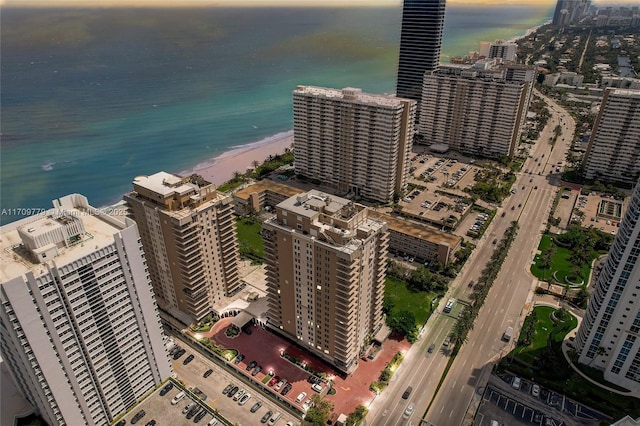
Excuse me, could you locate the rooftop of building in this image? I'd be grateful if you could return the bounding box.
[233,180,303,201]
[128,171,229,218]
[607,87,640,97]
[133,171,210,197]
[293,85,413,108]
[371,212,462,247]
[272,190,387,254]
[1,194,133,282]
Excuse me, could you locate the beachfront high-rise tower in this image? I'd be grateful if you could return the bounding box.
[262,190,389,374]
[575,178,640,392]
[582,88,640,186]
[419,62,536,158]
[0,194,172,426]
[292,86,416,204]
[396,0,446,109]
[124,172,240,322]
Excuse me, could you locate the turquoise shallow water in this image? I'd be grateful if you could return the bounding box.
[0,5,552,222]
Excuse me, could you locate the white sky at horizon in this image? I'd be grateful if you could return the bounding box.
[0,0,636,8]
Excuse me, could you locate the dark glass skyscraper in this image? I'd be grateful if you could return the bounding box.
[396,0,446,104]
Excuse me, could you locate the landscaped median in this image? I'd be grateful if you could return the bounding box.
[370,351,404,394]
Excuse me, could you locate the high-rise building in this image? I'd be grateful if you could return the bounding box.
[552,0,591,26]
[396,0,447,105]
[575,179,640,392]
[0,194,172,426]
[292,86,416,204]
[262,190,388,374]
[488,40,518,62]
[582,88,640,186]
[124,172,240,321]
[419,62,536,158]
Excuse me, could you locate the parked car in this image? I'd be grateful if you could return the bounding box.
[173,348,186,360]
[239,393,251,406]
[250,401,262,413]
[233,389,245,401]
[275,380,286,391]
[186,405,200,420]
[261,411,273,423]
[183,402,196,415]
[144,421,156,426]
[222,384,233,395]
[227,386,239,398]
[281,383,292,396]
[194,409,207,423]
[131,410,146,425]
[171,392,186,405]
[269,375,280,386]
[246,361,257,371]
[234,354,245,364]
[532,384,540,397]
[203,369,213,378]
[303,399,313,411]
[296,392,307,403]
[160,382,174,396]
[512,377,522,390]
[311,383,323,393]
[251,365,263,376]
[183,354,195,365]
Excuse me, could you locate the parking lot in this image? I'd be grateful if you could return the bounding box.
[170,343,301,426]
[115,379,222,426]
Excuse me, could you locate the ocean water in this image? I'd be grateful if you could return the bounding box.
[0,5,552,222]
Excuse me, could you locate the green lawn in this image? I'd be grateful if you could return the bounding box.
[235,218,264,261]
[531,234,591,283]
[512,306,575,365]
[384,276,435,327]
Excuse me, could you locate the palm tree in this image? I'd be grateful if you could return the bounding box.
[588,346,607,367]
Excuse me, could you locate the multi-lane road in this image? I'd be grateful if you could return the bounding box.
[367,91,575,426]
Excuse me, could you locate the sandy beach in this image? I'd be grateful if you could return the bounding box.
[182,130,294,186]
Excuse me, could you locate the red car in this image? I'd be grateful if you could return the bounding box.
[268,375,280,386]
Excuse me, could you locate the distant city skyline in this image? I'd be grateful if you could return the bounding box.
[2,0,636,7]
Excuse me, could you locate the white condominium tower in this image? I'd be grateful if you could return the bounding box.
[262,190,388,374]
[293,86,416,204]
[582,88,640,186]
[419,62,536,157]
[576,179,640,392]
[0,194,172,426]
[124,172,240,321]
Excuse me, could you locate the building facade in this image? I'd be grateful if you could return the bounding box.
[488,40,518,62]
[0,194,172,426]
[582,88,640,186]
[396,0,447,105]
[262,190,388,374]
[419,62,536,157]
[124,172,240,321]
[575,179,640,392]
[293,86,416,204]
[552,0,591,26]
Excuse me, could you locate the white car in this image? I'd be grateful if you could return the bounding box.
[233,389,245,401]
[171,391,185,405]
[182,402,195,414]
[311,383,323,393]
[512,377,521,390]
[296,392,307,403]
[302,399,313,411]
[403,404,414,419]
[532,384,540,397]
[238,393,251,405]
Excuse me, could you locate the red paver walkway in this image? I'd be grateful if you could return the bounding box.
[193,318,410,417]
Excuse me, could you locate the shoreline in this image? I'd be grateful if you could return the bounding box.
[180,130,294,186]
